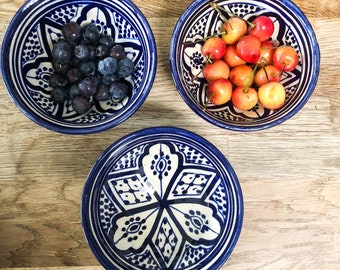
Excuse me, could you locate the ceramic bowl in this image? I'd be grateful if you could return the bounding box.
[81,126,243,269]
[170,0,320,131]
[1,0,157,134]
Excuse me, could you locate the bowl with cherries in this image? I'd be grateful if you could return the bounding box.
[1,0,157,134]
[170,0,320,131]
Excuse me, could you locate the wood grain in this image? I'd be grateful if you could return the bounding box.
[0,0,339,269]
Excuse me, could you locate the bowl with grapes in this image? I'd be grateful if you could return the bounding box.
[170,0,320,131]
[1,0,157,134]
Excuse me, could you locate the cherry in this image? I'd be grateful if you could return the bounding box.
[236,34,261,64]
[222,17,248,45]
[224,45,246,68]
[273,46,299,72]
[254,65,281,87]
[258,81,286,109]
[229,64,254,87]
[201,36,227,60]
[249,16,274,41]
[203,59,230,83]
[260,40,275,64]
[206,78,232,105]
[232,86,258,111]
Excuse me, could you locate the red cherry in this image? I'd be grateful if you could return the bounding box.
[203,59,230,83]
[206,78,232,105]
[249,16,274,41]
[273,46,299,72]
[236,35,261,64]
[201,37,227,60]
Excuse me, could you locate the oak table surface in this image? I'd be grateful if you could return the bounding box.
[0,0,339,269]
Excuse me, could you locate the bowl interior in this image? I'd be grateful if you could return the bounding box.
[81,127,243,269]
[1,0,157,134]
[170,0,320,131]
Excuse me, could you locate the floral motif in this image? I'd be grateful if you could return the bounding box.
[102,141,226,269]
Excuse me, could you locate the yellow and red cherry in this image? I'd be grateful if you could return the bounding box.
[249,15,275,41]
[206,78,232,105]
[236,34,261,64]
[273,46,299,72]
[222,17,248,45]
[259,40,275,64]
[258,81,286,110]
[231,86,258,111]
[254,65,281,87]
[224,45,246,68]
[229,64,254,87]
[203,59,230,83]
[201,37,227,60]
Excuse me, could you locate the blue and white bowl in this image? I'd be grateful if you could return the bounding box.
[170,0,320,131]
[81,127,243,269]
[1,0,157,134]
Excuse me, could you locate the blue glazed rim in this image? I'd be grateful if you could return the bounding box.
[169,0,320,132]
[81,126,244,269]
[1,0,157,134]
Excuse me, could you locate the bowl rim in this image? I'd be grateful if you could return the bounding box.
[81,126,244,269]
[169,0,320,132]
[0,0,158,134]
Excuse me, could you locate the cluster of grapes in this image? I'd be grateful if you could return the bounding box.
[49,22,134,114]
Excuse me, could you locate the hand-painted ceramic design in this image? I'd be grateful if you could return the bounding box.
[170,0,320,131]
[1,0,157,134]
[81,127,243,269]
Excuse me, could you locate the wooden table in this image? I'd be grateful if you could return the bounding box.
[0,0,339,269]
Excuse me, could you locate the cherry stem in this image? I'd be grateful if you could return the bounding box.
[243,57,266,93]
[183,31,227,45]
[279,63,287,77]
[210,2,255,28]
[203,92,214,111]
[210,2,232,29]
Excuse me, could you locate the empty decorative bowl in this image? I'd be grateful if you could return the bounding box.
[169,0,320,131]
[81,127,243,269]
[1,0,157,134]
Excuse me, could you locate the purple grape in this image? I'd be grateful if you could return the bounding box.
[62,22,82,43]
[110,44,126,60]
[72,96,90,114]
[97,57,118,75]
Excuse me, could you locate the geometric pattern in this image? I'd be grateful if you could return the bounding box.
[83,127,243,269]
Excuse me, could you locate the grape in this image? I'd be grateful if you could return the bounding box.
[79,61,96,76]
[62,22,82,43]
[49,72,68,88]
[110,44,126,60]
[82,24,100,44]
[66,68,82,84]
[99,34,114,48]
[52,60,70,74]
[78,76,99,98]
[52,40,72,64]
[49,22,135,114]
[101,73,119,85]
[96,45,110,59]
[109,82,129,102]
[94,83,110,101]
[117,57,134,78]
[68,84,80,99]
[97,57,118,75]
[51,87,68,103]
[72,96,90,114]
[74,44,90,61]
